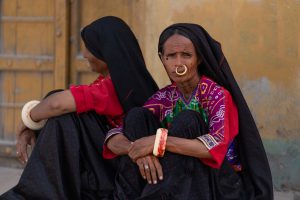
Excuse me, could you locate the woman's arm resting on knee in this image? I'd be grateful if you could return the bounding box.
[128,135,211,160]
[30,90,76,122]
[127,135,155,161]
[166,137,212,159]
[107,134,133,156]
[16,90,76,164]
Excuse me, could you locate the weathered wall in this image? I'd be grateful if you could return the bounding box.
[128,0,300,191]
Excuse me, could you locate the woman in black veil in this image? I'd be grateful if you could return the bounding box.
[107,23,273,200]
[0,16,158,200]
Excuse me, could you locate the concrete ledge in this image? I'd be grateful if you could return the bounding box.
[0,165,299,199]
[274,191,300,200]
[0,167,23,195]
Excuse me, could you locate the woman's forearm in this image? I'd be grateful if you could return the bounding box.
[30,90,76,122]
[107,134,132,155]
[166,136,212,159]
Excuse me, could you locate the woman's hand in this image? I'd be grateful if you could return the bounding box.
[136,155,163,184]
[16,121,36,164]
[128,135,155,161]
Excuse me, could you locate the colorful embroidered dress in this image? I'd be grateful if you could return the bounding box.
[144,75,241,170]
[104,75,241,170]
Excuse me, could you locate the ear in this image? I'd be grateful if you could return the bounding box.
[158,52,163,62]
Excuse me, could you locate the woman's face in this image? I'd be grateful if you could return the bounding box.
[160,34,201,84]
[83,48,109,76]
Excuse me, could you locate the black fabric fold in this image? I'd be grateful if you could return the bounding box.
[115,108,244,200]
[1,112,115,200]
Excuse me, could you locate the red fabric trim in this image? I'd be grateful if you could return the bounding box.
[103,144,118,159]
[200,89,239,168]
[70,85,87,113]
[70,75,123,117]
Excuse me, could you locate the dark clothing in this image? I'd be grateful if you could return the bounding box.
[115,108,244,200]
[81,16,158,112]
[1,112,115,200]
[158,24,273,199]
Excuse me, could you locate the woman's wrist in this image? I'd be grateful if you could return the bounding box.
[153,128,168,157]
[108,134,132,155]
[29,106,39,122]
[127,141,133,155]
[21,100,47,130]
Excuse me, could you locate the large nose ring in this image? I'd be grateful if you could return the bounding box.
[175,65,187,76]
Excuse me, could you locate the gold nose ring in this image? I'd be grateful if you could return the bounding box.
[175,65,187,76]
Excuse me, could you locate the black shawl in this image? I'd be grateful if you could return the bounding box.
[81,16,158,112]
[159,23,273,200]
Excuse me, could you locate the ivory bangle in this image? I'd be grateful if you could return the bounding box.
[21,100,47,130]
[153,128,168,157]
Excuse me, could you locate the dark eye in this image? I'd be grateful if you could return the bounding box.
[182,52,192,58]
[165,53,176,59]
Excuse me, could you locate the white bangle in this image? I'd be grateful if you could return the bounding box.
[153,128,168,157]
[21,100,47,130]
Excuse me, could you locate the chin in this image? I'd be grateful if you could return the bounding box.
[170,78,183,84]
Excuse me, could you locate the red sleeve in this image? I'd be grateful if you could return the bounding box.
[103,144,118,159]
[198,77,239,168]
[70,76,123,117]
[199,89,239,168]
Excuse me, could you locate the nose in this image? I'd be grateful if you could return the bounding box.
[174,55,184,67]
[82,48,91,59]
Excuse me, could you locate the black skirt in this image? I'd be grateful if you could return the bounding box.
[1,111,116,200]
[114,107,244,200]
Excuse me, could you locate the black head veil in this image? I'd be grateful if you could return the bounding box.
[81,16,158,112]
[159,24,273,199]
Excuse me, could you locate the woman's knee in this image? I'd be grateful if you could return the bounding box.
[169,110,207,138]
[124,107,158,128]
[173,110,201,124]
[44,89,64,99]
[123,107,160,140]
[126,107,149,119]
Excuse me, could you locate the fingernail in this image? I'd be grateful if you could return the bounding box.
[148,181,152,184]
[153,180,157,184]
[143,176,146,179]
[159,176,163,180]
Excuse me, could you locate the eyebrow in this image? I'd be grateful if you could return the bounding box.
[165,50,193,55]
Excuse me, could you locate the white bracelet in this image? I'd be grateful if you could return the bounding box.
[21,100,47,130]
[153,128,168,157]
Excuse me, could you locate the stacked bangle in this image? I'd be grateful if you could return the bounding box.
[153,128,168,157]
[21,100,47,130]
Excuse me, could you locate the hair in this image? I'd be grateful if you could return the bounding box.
[159,29,181,53]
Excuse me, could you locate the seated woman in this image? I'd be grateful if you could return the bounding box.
[1,16,158,200]
[106,23,273,199]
